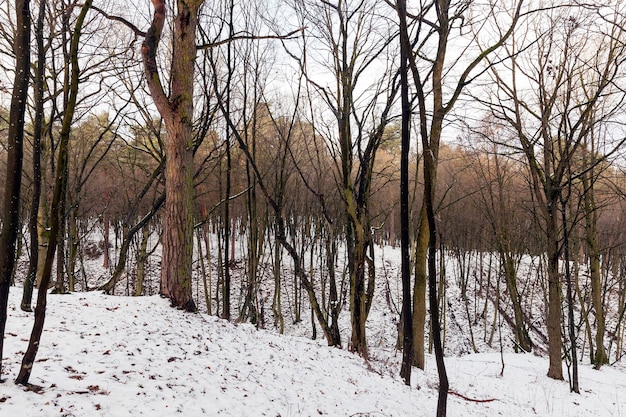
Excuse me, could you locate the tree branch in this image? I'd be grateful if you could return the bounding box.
[141,0,170,124]
[89,5,146,37]
[197,27,306,50]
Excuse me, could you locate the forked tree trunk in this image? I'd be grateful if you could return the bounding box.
[142,0,202,312]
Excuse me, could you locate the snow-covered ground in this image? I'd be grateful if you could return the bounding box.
[2,288,626,417]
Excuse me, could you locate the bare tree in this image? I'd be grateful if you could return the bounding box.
[0,0,30,380]
[396,4,523,387]
[141,0,203,311]
[483,4,626,383]
[20,0,45,311]
[16,0,92,385]
[466,125,533,353]
[291,0,399,358]
[396,0,413,385]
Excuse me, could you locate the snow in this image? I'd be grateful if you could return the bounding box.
[3,288,626,416]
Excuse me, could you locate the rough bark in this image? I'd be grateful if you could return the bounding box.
[142,0,201,312]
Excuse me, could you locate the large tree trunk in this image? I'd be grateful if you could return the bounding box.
[142,0,201,312]
[0,0,31,380]
[159,119,196,311]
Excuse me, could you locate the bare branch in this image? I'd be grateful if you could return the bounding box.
[197,27,306,50]
[89,5,146,37]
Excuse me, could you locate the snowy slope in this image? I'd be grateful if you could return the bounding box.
[2,289,626,416]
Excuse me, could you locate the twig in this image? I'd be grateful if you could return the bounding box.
[449,390,497,403]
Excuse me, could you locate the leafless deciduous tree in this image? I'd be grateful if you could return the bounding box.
[0,0,30,381]
[141,0,203,311]
[483,3,626,383]
[20,0,45,312]
[16,0,93,386]
[397,1,522,413]
[292,0,398,358]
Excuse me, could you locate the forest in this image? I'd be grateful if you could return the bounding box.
[2,0,626,415]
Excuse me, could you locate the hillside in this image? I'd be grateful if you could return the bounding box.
[2,288,626,416]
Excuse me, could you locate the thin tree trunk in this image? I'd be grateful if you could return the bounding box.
[561,196,579,393]
[135,223,150,296]
[325,227,341,346]
[502,250,532,352]
[425,144,448,416]
[35,206,50,289]
[100,194,164,294]
[67,208,79,292]
[102,210,110,269]
[398,0,413,384]
[272,237,284,333]
[202,217,212,315]
[583,168,606,368]
[0,0,31,380]
[412,203,428,369]
[21,0,45,312]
